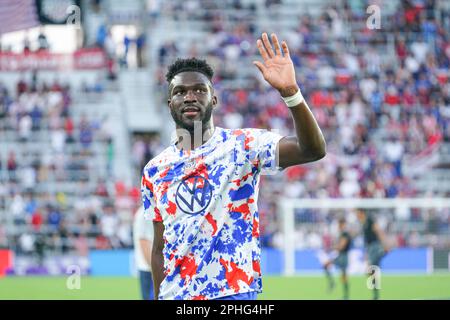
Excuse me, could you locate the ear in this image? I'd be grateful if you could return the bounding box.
[212,95,218,108]
[167,99,171,108]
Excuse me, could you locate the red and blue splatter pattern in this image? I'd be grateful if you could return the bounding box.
[141,127,283,300]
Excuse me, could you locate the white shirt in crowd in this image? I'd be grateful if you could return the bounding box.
[133,206,154,272]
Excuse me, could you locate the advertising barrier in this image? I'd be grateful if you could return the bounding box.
[0,48,107,71]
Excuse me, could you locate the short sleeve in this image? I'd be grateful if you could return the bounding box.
[252,129,284,174]
[141,171,162,222]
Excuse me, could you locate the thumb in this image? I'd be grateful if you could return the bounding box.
[253,61,266,75]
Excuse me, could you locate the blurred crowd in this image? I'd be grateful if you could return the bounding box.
[152,0,450,249]
[0,75,140,258]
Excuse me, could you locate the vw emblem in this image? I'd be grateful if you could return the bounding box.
[175,175,213,215]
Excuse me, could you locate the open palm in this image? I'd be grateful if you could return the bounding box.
[254,33,298,95]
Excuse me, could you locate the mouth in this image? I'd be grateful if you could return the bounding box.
[181,106,201,117]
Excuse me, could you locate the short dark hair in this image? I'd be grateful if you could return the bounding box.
[165,58,214,83]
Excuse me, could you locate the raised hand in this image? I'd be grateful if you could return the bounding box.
[254,33,299,97]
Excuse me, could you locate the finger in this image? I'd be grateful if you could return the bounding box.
[281,40,290,57]
[256,39,270,62]
[271,33,282,56]
[253,61,267,75]
[262,32,275,58]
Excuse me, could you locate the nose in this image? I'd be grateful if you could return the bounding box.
[184,89,197,103]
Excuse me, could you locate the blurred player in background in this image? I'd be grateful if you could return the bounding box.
[133,206,154,300]
[143,32,326,300]
[322,218,352,300]
[357,209,390,300]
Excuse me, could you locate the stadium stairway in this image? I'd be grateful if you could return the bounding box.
[71,89,133,186]
[118,69,162,134]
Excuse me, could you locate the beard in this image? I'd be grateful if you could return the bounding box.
[170,102,214,132]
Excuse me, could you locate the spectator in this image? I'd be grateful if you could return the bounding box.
[100,204,119,247]
[136,32,146,68]
[123,33,131,68]
[7,151,17,181]
[11,193,26,225]
[47,206,62,232]
[23,33,31,53]
[19,233,34,255]
[79,115,93,149]
[73,232,89,256]
[37,28,49,51]
[18,114,32,141]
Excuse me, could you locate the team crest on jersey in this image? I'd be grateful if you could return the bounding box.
[183,159,196,174]
[175,175,213,215]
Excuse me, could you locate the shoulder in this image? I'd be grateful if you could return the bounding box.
[216,127,276,136]
[219,128,265,147]
[225,127,277,141]
[229,128,266,135]
[213,127,262,142]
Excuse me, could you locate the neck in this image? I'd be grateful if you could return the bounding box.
[175,122,215,151]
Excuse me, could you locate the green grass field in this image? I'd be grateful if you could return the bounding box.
[1,274,449,300]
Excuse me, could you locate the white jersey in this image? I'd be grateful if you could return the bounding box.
[141,127,283,300]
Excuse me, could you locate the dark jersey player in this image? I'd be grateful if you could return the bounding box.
[357,208,390,300]
[323,218,352,300]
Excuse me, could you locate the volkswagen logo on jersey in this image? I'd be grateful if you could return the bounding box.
[175,175,213,215]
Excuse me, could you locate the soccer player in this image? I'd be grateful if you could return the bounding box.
[133,206,154,300]
[322,218,352,300]
[142,32,326,300]
[356,208,389,300]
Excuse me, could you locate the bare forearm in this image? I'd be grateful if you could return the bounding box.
[152,221,165,299]
[151,251,165,300]
[290,102,326,157]
[281,86,326,158]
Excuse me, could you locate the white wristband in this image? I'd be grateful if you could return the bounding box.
[281,89,304,108]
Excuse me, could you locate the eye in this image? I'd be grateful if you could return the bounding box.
[196,88,207,93]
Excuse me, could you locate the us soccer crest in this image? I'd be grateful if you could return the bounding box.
[184,159,196,174]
